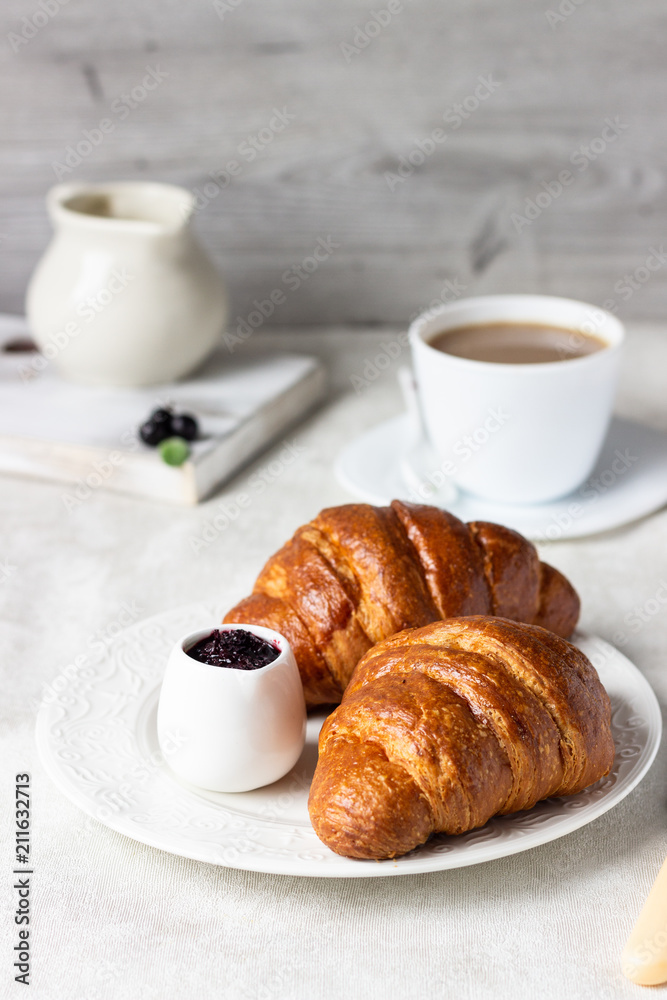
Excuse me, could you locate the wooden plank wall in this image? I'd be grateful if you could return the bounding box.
[1,0,666,325]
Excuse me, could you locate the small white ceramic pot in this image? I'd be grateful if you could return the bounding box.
[157,624,306,793]
[26,181,228,386]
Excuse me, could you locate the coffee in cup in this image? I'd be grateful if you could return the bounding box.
[429,322,606,365]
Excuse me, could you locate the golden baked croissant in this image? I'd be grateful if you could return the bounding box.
[223,501,580,707]
[308,616,614,860]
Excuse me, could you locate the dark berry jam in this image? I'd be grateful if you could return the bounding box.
[186,628,280,670]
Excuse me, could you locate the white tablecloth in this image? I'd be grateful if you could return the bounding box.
[1,324,666,1000]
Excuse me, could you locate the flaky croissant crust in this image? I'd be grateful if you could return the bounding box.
[224,501,580,707]
[308,616,615,860]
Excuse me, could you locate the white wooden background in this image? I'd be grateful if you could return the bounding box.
[1,0,666,325]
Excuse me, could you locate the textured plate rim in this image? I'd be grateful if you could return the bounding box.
[35,605,663,878]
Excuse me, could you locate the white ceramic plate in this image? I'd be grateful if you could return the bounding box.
[336,414,667,541]
[36,603,662,878]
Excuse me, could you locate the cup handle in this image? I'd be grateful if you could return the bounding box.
[397,367,458,507]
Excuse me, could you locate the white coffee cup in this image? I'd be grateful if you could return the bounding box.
[409,294,625,505]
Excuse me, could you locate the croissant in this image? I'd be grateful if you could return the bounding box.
[308,616,614,859]
[223,501,580,707]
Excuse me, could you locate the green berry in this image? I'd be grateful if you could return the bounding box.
[159,436,190,467]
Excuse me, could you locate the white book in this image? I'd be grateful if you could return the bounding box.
[0,315,326,504]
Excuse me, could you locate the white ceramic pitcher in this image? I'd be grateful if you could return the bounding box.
[26,181,228,386]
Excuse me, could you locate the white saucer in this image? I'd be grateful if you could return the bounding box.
[336,415,667,541]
